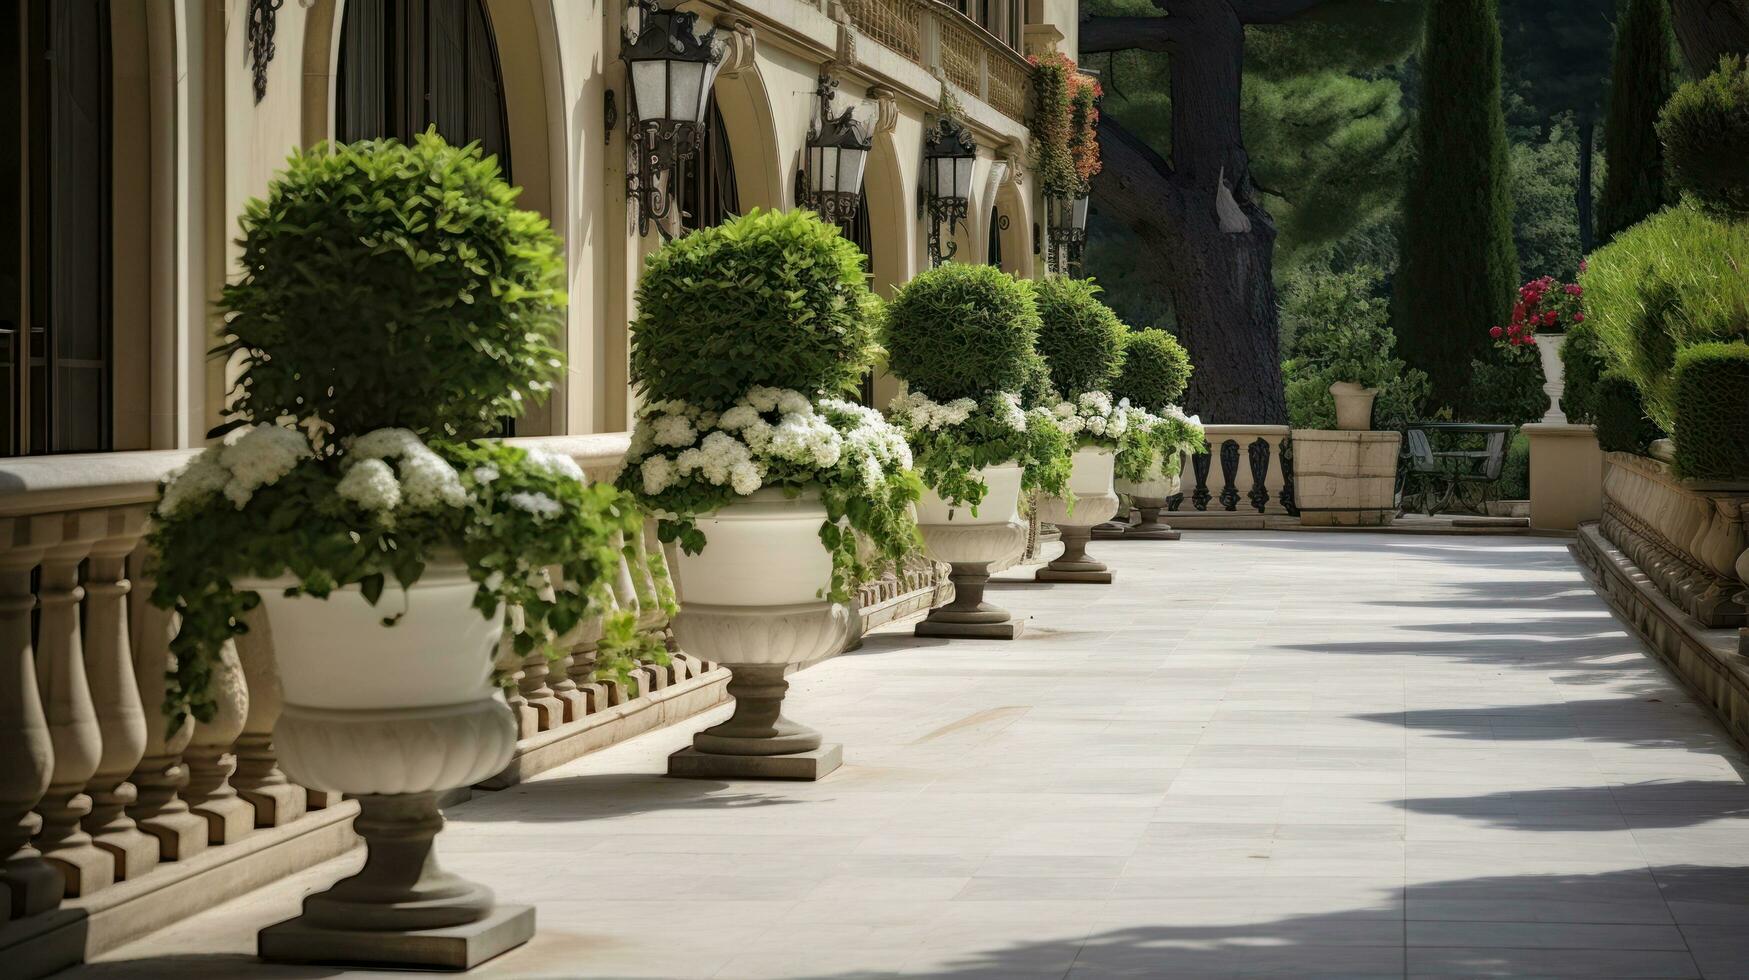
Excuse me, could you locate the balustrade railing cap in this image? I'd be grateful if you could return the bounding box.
[0,449,201,518]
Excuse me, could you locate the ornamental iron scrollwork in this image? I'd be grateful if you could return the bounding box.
[1248,438,1272,514]
[1218,439,1241,511]
[248,0,284,104]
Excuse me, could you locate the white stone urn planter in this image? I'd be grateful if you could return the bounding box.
[1329,381,1379,431]
[1537,331,1568,424]
[913,462,1030,640]
[1113,463,1183,540]
[1035,447,1121,583]
[243,558,531,971]
[1291,430,1402,527]
[666,488,851,780]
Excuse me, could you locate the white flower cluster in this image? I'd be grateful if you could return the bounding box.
[159,424,314,517]
[1049,391,1132,443]
[339,428,469,513]
[629,387,913,498]
[887,390,1028,435]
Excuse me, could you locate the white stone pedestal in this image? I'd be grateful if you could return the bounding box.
[1291,430,1401,527]
[1525,423,1602,531]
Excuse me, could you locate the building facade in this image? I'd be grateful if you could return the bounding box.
[4,0,1080,460]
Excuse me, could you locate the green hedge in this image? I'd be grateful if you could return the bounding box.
[1659,55,1749,221]
[883,263,1040,401]
[1670,343,1749,479]
[1578,205,1749,432]
[1497,431,1530,500]
[1593,370,1663,454]
[1113,328,1192,411]
[1031,276,1125,398]
[630,209,876,409]
[1559,322,1608,425]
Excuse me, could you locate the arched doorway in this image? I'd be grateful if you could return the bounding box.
[985,204,1003,268]
[3,0,113,456]
[334,0,512,175]
[842,189,875,404]
[680,96,740,232]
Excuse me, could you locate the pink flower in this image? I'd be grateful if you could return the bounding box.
[1579,259,1589,272]
[1572,312,1585,323]
[1490,326,1504,338]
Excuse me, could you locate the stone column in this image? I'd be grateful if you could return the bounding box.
[33,515,112,895]
[125,551,209,860]
[182,642,254,843]
[0,518,61,918]
[79,513,159,880]
[232,609,306,827]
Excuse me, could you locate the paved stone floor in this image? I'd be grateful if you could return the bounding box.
[68,533,1749,979]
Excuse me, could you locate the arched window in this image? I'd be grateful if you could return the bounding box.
[336,0,512,177]
[3,0,113,455]
[681,96,740,232]
[842,190,875,405]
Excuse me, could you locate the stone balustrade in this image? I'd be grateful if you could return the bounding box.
[837,0,1030,122]
[1596,451,1749,628]
[1165,425,1295,527]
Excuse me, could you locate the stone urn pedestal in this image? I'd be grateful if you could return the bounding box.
[247,560,530,971]
[1291,430,1402,527]
[912,463,1030,640]
[666,490,849,781]
[1113,470,1182,540]
[1036,448,1120,583]
[1537,332,1569,424]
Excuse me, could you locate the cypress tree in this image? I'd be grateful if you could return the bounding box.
[1392,0,1519,417]
[1598,0,1675,241]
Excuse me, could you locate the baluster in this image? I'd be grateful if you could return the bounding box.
[125,552,208,860]
[80,510,159,880]
[1279,437,1298,514]
[232,608,306,827]
[546,568,586,723]
[1247,438,1272,514]
[182,641,254,843]
[516,650,564,732]
[1263,433,1287,513]
[631,523,666,632]
[1,516,62,918]
[33,512,111,895]
[498,635,538,738]
[1191,451,1213,511]
[1218,440,1242,511]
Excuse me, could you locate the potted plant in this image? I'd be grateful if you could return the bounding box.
[1109,328,1198,538]
[150,133,657,968]
[617,209,920,780]
[1030,276,1128,583]
[1490,271,1586,424]
[883,263,1072,640]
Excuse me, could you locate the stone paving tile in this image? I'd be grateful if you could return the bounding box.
[69,532,1749,979]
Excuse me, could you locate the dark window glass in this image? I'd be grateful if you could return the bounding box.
[680,96,740,232]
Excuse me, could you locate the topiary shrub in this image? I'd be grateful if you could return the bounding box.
[1559,321,1609,425]
[1032,275,1125,398]
[1280,267,1430,428]
[1113,328,1192,411]
[219,131,566,441]
[882,263,1040,400]
[1670,342,1749,479]
[1497,431,1530,500]
[1659,55,1749,221]
[629,208,876,410]
[1593,370,1664,454]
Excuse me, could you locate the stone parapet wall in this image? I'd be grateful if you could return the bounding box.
[1598,452,1749,628]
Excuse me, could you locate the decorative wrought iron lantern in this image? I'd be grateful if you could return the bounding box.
[620,0,727,237]
[921,117,978,265]
[794,75,871,226]
[1045,193,1090,273]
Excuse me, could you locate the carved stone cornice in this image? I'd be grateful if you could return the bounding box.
[713,15,758,77]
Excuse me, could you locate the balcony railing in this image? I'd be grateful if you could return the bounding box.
[1168,424,1297,520]
[838,0,1031,123]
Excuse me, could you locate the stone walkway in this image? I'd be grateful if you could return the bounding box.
[68,533,1749,979]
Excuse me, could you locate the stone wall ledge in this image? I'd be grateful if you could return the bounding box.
[1599,452,1749,628]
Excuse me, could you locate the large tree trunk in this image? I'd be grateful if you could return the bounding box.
[1669,0,1749,74]
[1085,6,1288,424]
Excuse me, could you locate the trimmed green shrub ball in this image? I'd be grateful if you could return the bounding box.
[1659,56,1749,220]
[1593,370,1664,454]
[882,263,1041,401]
[1113,328,1192,410]
[630,208,877,409]
[219,131,567,440]
[1032,276,1125,398]
[1671,342,1749,479]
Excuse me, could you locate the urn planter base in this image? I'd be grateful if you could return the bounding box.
[1036,524,1116,584]
[668,744,842,781]
[915,561,1026,640]
[259,902,535,971]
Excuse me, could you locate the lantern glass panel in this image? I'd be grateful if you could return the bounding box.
[631,60,668,121]
[842,147,868,198]
[951,157,975,202]
[1071,196,1090,231]
[667,60,705,123]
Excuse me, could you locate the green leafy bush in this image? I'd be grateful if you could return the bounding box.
[1658,56,1749,220]
[883,263,1041,401]
[630,208,876,409]
[1032,276,1125,398]
[1497,431,1530,500]
[1113,329,1192,411]
[218,131,566,442]
[1559,321,1608,424]
[1579,205,1749,431]
[1670,342,1749,479]
[1280,267,1430,428]
[1593,371,1664,454]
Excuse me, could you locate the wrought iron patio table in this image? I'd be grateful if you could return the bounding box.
[1400,421,1515,515]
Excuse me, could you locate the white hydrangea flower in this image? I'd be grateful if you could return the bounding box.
[397,445,467,510]
[337,458,402,512]
[218,424,313,507]
[350,427,420,460]
[719,404,761,431]
[473,465,500,484]
[525,447,584,482]
[640,455,676,495]
[158,452,231,518]
[776,389,812,415]
[729,462,761,495]
[508,491,563,519]
[745,387,781,412]
[651,413,698,448]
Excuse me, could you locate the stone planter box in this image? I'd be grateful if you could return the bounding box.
[1598,452,1749,628]
[1290,430,1401,527]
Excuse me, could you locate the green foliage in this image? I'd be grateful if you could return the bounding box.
[1113,329,1192,411]
[1659,56,1749,220]
[630,209,876,409]
[1112,406,1205,485]
[890,394,1073,509]
[1393,0,1520,417]
[218,132,566,443]
[1467,344,1549,423]
[1281,267,1429,429]
[1559,320,1610,424]
[1599,0,1675,240]
[1593,370,1664,452]
[1580,205,1749,430]
[1671,342,1749,478]
[1497,431,1530,499]
[1499,0,1614,127]
[1029,52,1079,198]
[1032,276,1126,398]
[1511,118,1603,280]
[882,263,1042,401]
